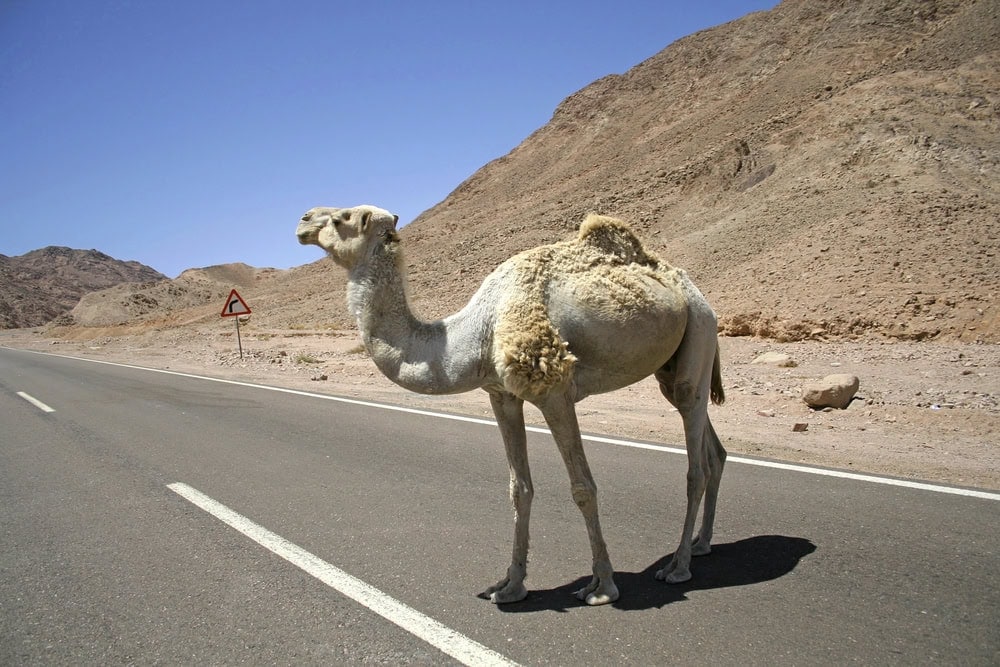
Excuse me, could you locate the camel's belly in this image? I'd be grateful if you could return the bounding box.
[546,270,688,395]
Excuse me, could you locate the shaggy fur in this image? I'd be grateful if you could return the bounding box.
[494,298,577,400]
[492,214,681,399]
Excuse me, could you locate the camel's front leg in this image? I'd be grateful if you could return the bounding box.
[538,391,619,606]
[478,391,533,604]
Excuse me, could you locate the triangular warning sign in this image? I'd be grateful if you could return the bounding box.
[221,289,252,317]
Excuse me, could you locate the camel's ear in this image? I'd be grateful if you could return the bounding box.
[360,209,372,232]
[392,214,399,229]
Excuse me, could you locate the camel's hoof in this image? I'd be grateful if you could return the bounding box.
[582,587,619,605]
[662,569,692,584]
[573,578,619,606]
[655,560,692,584]
[655,566,692,584]
[479,580,528,604]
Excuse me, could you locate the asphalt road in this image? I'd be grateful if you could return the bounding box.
[2,347,997,665]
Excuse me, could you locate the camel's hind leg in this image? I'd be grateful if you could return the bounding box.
[479,391,533,604]
[693,417,726,553]
[654,334,726,584]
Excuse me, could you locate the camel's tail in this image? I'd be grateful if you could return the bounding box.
[710,343,725,406]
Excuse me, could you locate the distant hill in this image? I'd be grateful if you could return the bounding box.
[0,247,166,329]
[68,262,280,327]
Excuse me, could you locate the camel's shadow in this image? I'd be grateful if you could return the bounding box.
[496,535,816,613]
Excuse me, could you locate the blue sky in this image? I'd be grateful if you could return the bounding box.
[1,1,777,277]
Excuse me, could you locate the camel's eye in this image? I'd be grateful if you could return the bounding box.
[331,216,342,227]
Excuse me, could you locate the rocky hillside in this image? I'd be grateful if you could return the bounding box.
[0,247,165,329]
[51,0,1000,343]
[395,0,998,342]
[66,263,282,327]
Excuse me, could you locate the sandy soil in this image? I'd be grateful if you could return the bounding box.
[4,327,996,491]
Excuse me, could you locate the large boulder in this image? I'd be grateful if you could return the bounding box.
[802,374,860,410]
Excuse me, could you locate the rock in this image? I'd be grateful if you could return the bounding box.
[802,374,860,409]
[752,352,797,367]
[311,374,328,381]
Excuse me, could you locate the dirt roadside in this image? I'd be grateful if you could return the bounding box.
[3,327,996,491]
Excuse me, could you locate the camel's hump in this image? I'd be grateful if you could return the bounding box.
[576,213,662,267]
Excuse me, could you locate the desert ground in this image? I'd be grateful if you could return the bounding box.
[4,326,996,490]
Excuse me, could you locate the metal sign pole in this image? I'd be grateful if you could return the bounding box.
[221,288,250,360]
[235,317,243,359]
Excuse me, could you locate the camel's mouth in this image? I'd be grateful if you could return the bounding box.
[296,219,322,245]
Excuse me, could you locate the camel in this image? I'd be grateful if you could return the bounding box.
[296,204,726,606]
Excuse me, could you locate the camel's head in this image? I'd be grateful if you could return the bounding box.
[296,205,399,269]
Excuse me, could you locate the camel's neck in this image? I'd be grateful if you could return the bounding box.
[346,241,486,395]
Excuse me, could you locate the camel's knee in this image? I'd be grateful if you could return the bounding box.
[570,481,597,510]
[510,478,533,506]
[687,465,705,485]
[686,461,708,495]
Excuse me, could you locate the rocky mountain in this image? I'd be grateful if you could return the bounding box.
[49,0,1000,343]
[0,247,166,329]
[395,0,999,342]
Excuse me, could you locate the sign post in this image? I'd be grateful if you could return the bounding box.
[220,289,252,359]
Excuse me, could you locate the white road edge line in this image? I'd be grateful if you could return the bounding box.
[16,391,55,413]
[167,482,518,667]
[9,348,999,501]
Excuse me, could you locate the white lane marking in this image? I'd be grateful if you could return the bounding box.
[167,482,518,667]
[8,348,999,501]
[543,432,1000,501]
[720,456,1000,499]
[16,391,55,413]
